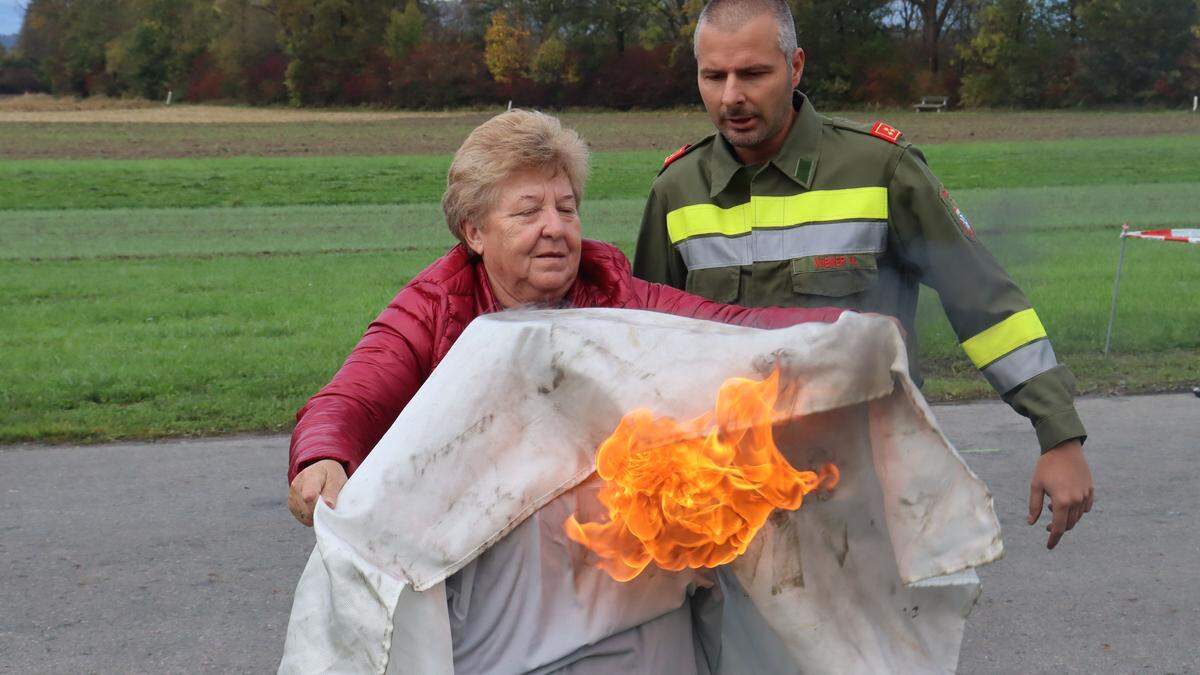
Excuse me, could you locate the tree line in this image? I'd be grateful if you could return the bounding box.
[2,0,1198,109]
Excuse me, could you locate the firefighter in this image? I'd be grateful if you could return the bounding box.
[633,0,1094,549]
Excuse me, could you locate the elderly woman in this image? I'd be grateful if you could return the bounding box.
[287,110,845,673]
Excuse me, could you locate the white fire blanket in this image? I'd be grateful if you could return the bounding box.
[280,309,1003,674]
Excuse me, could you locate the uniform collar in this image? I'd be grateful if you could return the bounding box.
[709,90,821,199]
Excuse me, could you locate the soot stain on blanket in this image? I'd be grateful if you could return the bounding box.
[576,335,655,380]
[898,492,939,538]
[538,363,566,395]
[752,348,797,377]
[411,413,495,477]
[554,330,671,403]
[834,524,850,568]
[768,511,806,594]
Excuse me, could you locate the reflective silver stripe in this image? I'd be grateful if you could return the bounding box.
[675,221,887,271]
[980,338,1058,394]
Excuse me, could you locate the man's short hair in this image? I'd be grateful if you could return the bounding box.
[693,0,799,61]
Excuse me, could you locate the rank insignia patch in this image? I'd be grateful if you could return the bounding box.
[869,121,903,144]
[940,187,975,240]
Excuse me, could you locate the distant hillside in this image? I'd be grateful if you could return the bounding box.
[0,34,17,50]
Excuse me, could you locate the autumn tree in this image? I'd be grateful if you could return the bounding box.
[958,0,1073,106]
[7,0,1199,108]
[895,0,962,75]
[271,0,395,105]
[1182,18,1200,98]
[647,0,702,47]
[18,0,88,94]
[209,0,282,100]
[385,0,426,61]
[19,0,133,95]
[0,33,46,94]
[103,0,215,100]
[589,0,647,54]
[1073,0,1198,103]
[483,9,529,83]
[466,0,582,39]
[106,19,172,98]
[530,35,570,84]
[795,0,894,103]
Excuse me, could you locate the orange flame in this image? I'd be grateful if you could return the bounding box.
[564,368,839,582]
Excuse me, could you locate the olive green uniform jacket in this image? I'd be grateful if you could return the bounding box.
[633,93,1086,452]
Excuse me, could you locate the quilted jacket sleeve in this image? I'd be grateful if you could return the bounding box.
[288,284,439,482]
[631,276,846,328]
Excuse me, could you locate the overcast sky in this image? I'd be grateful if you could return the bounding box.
[0,1,24,35]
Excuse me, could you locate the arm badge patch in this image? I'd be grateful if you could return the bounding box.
[940,187,976,240]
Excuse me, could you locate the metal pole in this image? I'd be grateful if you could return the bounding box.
[1103,227,1130,356]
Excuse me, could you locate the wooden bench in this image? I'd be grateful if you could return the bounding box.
[913,95,949,113]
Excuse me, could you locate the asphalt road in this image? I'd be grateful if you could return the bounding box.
[1,392,1197,673]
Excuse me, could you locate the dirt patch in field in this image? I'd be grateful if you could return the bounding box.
[1,100,1196,159]
[0,98,482,124]
[0,93,161,113]
[844,109,1200,144]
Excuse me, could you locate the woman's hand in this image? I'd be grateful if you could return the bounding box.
[288,459,348,527]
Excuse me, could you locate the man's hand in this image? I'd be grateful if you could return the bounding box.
[288,459,348,527]
[1028,439,1093,549]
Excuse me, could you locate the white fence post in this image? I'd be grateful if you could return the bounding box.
[1103,225,1131,356]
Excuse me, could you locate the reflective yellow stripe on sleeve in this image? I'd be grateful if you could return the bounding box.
[960,308,1049,369]
[665,187,888,244]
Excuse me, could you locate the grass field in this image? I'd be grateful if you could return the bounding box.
[1,99,1196,157]
[1,107,1198,443]
[4,135,1200,210]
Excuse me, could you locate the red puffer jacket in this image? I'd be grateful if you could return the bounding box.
[288,240,845,481]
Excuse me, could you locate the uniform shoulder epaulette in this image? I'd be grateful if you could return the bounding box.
[657,135,713,175]
[662,144,692,168]
[827,117,910,148]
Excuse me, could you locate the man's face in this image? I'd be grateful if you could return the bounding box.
[695,14,805,161]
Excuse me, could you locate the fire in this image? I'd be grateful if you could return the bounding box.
[565,368,839,582]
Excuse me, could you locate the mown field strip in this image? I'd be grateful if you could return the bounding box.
[2,135,1199,211]
[2,183,1195,261]
[8,192,1193,356]
[0,204,449,260]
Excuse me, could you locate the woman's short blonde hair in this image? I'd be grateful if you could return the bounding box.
[442,109,590,244]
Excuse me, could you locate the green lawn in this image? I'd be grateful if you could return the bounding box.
[0,252,413,442]
[5,183,1198,261]
[3,135,1199,211]
[1,134,1198,443]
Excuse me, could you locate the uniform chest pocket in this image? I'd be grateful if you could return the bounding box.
[791,253,878,297]
[685,266,740,303]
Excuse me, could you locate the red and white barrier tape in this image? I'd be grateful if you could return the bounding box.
[1121,225,1200,244]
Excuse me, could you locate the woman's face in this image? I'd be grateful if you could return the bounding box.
[464,168,583,308]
